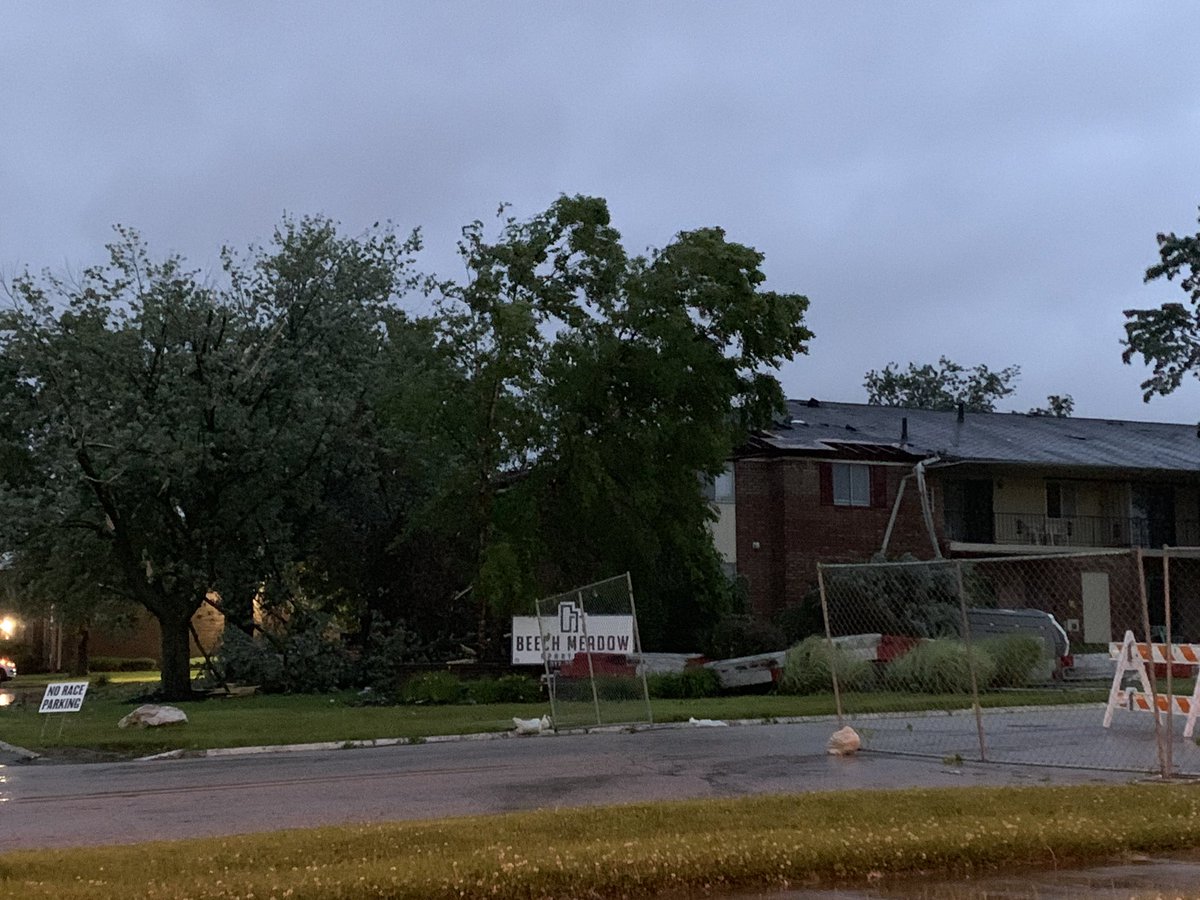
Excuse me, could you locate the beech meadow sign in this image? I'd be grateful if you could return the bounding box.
[512,601,635,665]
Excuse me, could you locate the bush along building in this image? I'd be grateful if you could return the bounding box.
[714,398,1200,643]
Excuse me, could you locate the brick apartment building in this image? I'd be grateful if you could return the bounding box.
[708,399,1200,640]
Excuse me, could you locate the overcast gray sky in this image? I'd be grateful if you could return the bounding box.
[3,3,1199,422]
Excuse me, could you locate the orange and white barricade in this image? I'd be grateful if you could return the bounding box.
[1103,630,1200,738]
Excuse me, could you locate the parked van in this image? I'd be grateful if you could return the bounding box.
[964,607,1071,679]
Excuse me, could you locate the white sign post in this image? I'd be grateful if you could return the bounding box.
[39,681,89,740]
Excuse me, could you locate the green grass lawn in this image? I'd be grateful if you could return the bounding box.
[2,785,1199,898]
[0,685,551,756]
[0,674,1109,757]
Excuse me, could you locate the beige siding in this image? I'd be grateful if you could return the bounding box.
[709,501,737,564]
[707,465,736,566]
[995,477,1114,518]
[993,477,1043,515]
[988,477,1132,548]
[1074,484,1107,518]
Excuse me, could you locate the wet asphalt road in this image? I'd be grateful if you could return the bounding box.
[0,720,1133,852]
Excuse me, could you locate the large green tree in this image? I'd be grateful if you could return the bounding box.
[864,357,1021,412]
[1027,394,1075,418]
[434,196,814,650]
[303,311,475,650]
[0,219,417,697]
[865,358,1073,417]
[0,196,813,689]
[1123,212,1200,400]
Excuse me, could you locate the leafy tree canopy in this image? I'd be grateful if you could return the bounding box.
[417,195,815,650]
[0,218,419,697]
[864,357,1021,412]
[1027,394,1075,418]
[0,195,814,689]
[1123,212,1200,400]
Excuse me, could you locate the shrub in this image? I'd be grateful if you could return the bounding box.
[0,640,40,675]
[824,554,963,639]
[706,614,786,659]
[217,611,351,694]
[885,638,997,694]
[981,635,1045,688]
[779,636,874,695]
[89,656,157,672]
[7,648,42,675]
[353,621,429,693]
[218,626,286,691]
[282,620,352,692]
[647,667,722,699]
[465,674,542,704]
[554,675,645,702]
[774,594,826,645]
[400,671,464,705]
[645,673,680,699]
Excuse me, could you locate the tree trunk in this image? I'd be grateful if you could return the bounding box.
[71,625,90,677]
[158,609,195,700]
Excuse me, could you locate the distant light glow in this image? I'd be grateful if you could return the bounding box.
[0,617,14,639]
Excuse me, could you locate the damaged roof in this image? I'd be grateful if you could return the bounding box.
[746,399,1200,474]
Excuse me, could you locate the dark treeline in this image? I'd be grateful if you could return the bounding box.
[0,195,813,698]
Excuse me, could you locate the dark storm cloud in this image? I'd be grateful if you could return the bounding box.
[3,2,1199,421]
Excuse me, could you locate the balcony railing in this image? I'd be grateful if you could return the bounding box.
[946,512,1200,549]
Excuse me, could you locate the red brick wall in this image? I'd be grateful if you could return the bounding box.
[735,457,942,618]
[1169,558,1200,644]
[959,554,1143,642]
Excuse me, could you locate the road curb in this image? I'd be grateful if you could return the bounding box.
[0,739,41,761]
[23,706,1086,764]
[143,704,1102,763]
[134,715,838,762]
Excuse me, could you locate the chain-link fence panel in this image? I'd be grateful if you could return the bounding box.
[816,551,1176,775]
[534,573,653,730]
[1145,549,1200,777]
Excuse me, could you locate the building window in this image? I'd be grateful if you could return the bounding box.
[713,468,734,503]
[1046,481,1077,519]
[832,463,871,507]
[701,467,735,503]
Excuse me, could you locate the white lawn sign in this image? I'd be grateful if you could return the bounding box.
[38,680,90,740]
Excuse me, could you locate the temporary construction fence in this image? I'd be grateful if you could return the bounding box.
[816,549,1200,778]
[533,573,654,731]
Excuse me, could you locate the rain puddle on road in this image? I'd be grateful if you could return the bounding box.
[721,851,1200,899]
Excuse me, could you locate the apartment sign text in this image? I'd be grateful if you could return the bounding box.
[511,602,635,664]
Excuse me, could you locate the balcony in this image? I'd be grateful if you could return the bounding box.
[946,512,1200,549]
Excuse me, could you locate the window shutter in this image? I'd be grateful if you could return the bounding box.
[870,466,887,508]
[819,463,833,506]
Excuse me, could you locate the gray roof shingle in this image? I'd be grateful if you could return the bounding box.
[750,400,1200,474]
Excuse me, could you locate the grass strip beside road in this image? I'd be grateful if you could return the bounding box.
[2,785,1199,899]
[0,689,550,757]
[0,680,1109,756]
